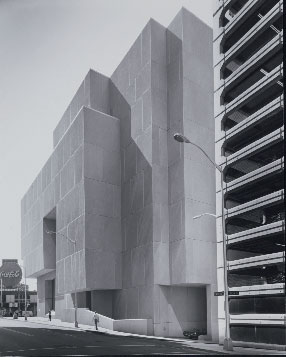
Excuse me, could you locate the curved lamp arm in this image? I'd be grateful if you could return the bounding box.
[174,133,222,173]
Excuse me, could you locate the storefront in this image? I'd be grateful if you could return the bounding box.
[0,259,37,316]
[0,285,37,316]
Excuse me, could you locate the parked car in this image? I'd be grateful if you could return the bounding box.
[183,328,207,340]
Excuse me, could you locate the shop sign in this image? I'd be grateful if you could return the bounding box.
[9,302,18,308]
[0,260,22,288]
[6,295,15,303]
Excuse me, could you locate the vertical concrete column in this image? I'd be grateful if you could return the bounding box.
[150,20,170,286]
[167,11,186,286]
[207,284,219,342]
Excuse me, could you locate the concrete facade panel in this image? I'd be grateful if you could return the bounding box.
[152,126,168,167]
[126,287,139,319]
[129,35,142,85]
[125,213,137,250]
[124,141,137,181]
[131,246,145,286]
[136,127,152,172]
[143,166,152,207]
[129,171,144,213]
[84,178,117,217]
[142,22,151,67]
[183,78,214,131]
[85,249,121,290]
[170,239,187,284]
[113,289,127,319]
[151,20,167,65]
[122,251,132,289]
[152,87,168,130]
[138,285,154,319]
[142,89,152,131]
[131,98,143,139]
[83,108,120,153]
[136,63,151,100]
[89,70,110,115]
[169,160,184,205]
[153,242,170,284]
[137,205,153,246]
[85,214,121,253]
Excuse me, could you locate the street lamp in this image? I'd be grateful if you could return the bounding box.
[0,278,3,313]
[46,230,78,328]
[18,264,27,321]
[174,132,233,351]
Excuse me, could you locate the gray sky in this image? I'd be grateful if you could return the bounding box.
[0,0,213,289]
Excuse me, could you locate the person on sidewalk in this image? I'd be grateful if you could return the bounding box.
[93,311,99,330]
[48,310,51,322]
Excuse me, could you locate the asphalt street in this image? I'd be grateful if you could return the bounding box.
[0,318,222,356]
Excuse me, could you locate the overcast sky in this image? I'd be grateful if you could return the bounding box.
[0,0,213,289]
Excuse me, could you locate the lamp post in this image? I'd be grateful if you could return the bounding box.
[18,264,27,321]
[46,230,78,328]
[174,133,233,351]
[0,278,3,312]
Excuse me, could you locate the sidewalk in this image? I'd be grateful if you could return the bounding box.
[17,317,285,355]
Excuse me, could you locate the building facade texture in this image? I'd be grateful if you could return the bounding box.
[21,9,217,338]
[213,0,285,348]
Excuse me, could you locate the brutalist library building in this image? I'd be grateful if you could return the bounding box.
[21,8,217,339]
[21,4,285,348]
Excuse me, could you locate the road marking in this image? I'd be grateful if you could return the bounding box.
[119,344,157,347]
[0,327,34,336]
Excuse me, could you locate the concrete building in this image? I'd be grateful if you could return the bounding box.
[213,0,285,349]
[21,8,217,338]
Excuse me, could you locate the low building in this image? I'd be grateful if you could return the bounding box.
[0,284,37,316]
[0,259,37,316]
[21,8,217,338]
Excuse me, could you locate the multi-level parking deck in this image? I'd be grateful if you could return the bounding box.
[213,0,285,349]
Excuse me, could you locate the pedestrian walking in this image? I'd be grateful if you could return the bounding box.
[93,311,99,330]
[48,310,51,322]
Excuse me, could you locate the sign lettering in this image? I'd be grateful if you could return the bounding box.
[0,271,21,278]
[0,260,22,288]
